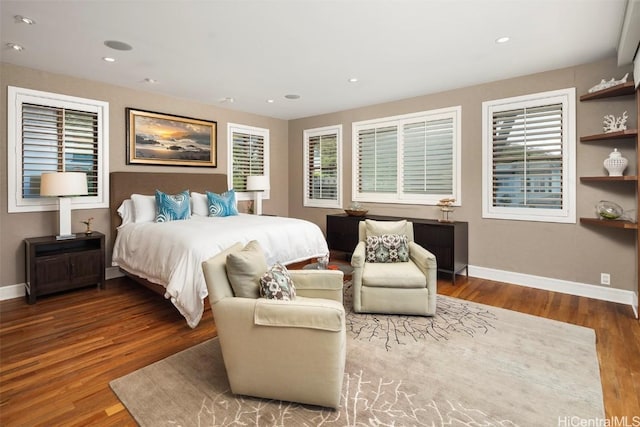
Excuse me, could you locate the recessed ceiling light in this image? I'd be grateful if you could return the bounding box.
[15,15,35,25]
[495,36,510,44]
[144,78,157,84]
[266,99,275,103]
[348,77,359,83]
[7,43,24,51]
[102,56,116,63]
[284,94,300,100]
[220,97,234,104]
[104,40,133,51]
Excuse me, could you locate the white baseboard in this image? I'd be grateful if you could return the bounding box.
[0,283,26,300]
[468,265,638,317]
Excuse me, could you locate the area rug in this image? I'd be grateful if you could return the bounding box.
[110,284,604,426]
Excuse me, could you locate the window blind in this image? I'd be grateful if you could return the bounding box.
[403,118,453,195]
[491,103,563,209]
[307,133,338,201]
[21,103,98,198]
[232,131,265,191]
[356,125,398,193]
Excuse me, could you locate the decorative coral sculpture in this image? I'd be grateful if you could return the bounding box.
[603,111,628,133]
[437,198,456,223]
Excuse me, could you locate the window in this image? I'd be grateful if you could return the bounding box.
[352,107,461,205]
[303,125,342,208]
[482,88,576,223]
[7,86,109,213]
[227,123,269,200]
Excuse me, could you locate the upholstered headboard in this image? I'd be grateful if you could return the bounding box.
[109,172,228,240]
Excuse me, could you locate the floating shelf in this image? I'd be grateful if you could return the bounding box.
[580,217,638,230]
[580,129,638,142]
[580,176,638,182]
[579,81,636,101]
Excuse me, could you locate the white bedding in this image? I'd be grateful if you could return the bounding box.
[112,214,328,328]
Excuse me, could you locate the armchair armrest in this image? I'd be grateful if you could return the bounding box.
[288,269,344,303]
[254,297,345,332]
[408,241,437,273]
[351,241,366,268]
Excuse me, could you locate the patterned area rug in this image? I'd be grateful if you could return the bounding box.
[110,284,604,426]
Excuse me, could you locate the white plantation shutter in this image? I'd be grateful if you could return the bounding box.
[491,104,563,208]
[482,88,576,223]
[228,124,269,198]
[22,104,99,198]
[353,107,460,205]
[304,125,342,208]
[403,117,453,195]
[8,86,109,213]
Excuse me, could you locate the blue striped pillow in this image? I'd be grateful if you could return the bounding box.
[206,190,239,217]
[155,190,191,222]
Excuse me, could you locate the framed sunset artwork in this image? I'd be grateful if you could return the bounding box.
[126,108,217,167]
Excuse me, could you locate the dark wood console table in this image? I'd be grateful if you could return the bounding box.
[326,214,468,283]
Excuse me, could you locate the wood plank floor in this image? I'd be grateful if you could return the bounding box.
[1,275,638,425]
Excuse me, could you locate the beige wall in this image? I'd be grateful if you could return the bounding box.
[1,63,289,287]
[288,57,637,293]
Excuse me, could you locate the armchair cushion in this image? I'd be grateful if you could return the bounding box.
[365,234,410,263]
[260,263,296,300]
[362,261,427,288]
[254,297,344,332]
[226,240,268,298]
[365,219,407,236]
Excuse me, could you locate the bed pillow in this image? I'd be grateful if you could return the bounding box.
[116,199,135,228]
[155,189,191,222]
[131,194,156,223]
[206,190,239,217]
[190,192,209,216]
[226,240,268,298]
[260,263,296,301]
[365,234,410,263]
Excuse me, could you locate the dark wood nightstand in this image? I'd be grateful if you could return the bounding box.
[24,232,105,304]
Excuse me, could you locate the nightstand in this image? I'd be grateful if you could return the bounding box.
[24,232,105,304]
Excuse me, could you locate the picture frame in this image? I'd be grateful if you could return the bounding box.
[126,108,217,167]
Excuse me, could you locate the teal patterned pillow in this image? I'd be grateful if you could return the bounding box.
[260,263,296,300]
[206,190,239,217]
[365,234,410,263]
[155,190,191,222]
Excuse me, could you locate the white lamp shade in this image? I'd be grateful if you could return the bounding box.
[40,172,88,197]
[246,175,270,191]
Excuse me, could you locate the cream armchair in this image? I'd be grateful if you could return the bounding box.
[201,242,346,409]
[351,219,437,316]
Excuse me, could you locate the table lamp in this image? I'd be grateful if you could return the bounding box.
[40,171,88,240]
[246,175,270,215]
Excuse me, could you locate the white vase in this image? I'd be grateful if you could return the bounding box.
[603,148,628,177]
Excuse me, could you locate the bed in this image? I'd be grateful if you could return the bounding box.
[109,172,329,328]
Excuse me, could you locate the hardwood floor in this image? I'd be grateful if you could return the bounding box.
[1,275,638,425]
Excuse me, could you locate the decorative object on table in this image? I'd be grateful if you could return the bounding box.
[40,171,88,240]
[603,148,628,176]
[344,202,368,217]
[125,108,217,167]
[316,253,330,269]
[437,197,456,223]
[602,111,628,133]
[587,72,629,93]
[595,200,623,220]
[81,217,94,235]
[246,175,270,215]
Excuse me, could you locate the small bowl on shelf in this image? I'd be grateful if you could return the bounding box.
[595,200,623,220]
[344,209,368,217]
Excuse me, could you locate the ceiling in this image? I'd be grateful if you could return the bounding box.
[0,0,632,120]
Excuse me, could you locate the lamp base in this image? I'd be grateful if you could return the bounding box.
[56,233,77,240]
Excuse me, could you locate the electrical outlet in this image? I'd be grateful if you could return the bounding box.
[600,273,611,286]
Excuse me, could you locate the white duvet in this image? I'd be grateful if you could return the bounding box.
[112,214,328,328]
